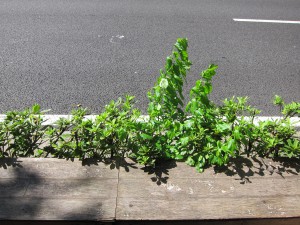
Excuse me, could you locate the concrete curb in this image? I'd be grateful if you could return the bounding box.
[0,115,299,127]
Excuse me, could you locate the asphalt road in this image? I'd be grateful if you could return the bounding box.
[0,0,299,115]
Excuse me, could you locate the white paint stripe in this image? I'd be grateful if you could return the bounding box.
[233,18,300,24]
[244,116,300,127]
[0,114,299,127]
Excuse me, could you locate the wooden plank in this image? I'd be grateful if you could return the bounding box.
[116,196,300,220]
[0,158,119,179]
[117,157,300,221]
[117,176,299,200]
[25,178,117,198]
[0,158,29,178]
[1,219,299,225]
[0,198,116,221]
[0,221,113,225]
[1,157,299,222]
[0,178,29,197]
[115,218,300,225]
[0,158,119,222]
[119,157,299,179]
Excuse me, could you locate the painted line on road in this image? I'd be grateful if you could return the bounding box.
[0,114,299,127]
[233,18,300,24]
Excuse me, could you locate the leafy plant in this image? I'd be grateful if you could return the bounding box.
[273,95,300,118]
[0,121,10,157]
[0,38,299,174]
[48,107,94,159]
[1,104,48,157]
[176,64,248,171]
[92,95,140,159]
[47,95,139,160]
[131,38,192,166]
[253,96,300,158]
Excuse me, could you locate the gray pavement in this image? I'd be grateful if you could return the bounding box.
[0,0,299,115]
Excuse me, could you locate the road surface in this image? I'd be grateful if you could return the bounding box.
[0,0,299,115]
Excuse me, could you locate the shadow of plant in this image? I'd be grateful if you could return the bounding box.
[0,158,109,222]
[0,157,23,169]
[213,156,300,184]
[81,157,139,172]
[140,159,177,185]
[82,156,178,185]
[0,158,42,220]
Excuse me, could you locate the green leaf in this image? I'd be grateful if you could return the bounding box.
[117,128,127,140]
[186,156,195,166]
[32,104,41,114]
[233,129,241,140]
[165,57,173,71]
[179,137,189,146]
[201,64,218,80]
[203,82,212,94]
[216,123,232,132]
[175,154,184,160]
[159,78,169,89]
[184,119,194,129]
[156,103,162,110]
[273,95,284,106]
[140,133,153,140]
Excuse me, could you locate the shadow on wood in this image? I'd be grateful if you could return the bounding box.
[213,156,300,184]
[0,158,117,221]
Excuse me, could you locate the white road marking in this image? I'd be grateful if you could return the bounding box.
[233,19,300,24]
[0,115,299,127]
[109,35,125,43]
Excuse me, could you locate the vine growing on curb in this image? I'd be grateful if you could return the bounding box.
[0,38,299,172]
